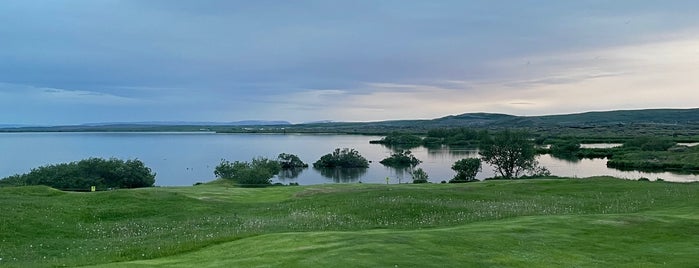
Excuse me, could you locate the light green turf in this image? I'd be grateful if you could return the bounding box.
[89,212,699,268]
[1,177,698,267]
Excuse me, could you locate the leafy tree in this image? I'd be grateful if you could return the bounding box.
[214,157,281,186]
[479,130,538,179]
[0,158,155,190]
[277,153,308,169]
[450,158,481,182]
[379,150,421,167]
[411,168,429,183]
[313,148,369,168]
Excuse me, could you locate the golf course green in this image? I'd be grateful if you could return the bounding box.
[2,177,698,267]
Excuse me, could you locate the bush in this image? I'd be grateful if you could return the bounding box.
[379,150,421,167]
[214,157,281,186]
[411,168,429,183]
[313,148,369,168]
[0,158,155,190]
[450,158,481,183]
[550,139,581,157]
[277,153,308,169]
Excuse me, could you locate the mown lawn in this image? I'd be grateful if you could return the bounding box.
[1,177,698,267]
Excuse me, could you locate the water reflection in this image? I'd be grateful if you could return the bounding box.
[389,166,415,184]
[379,144,422,152]
[549,153,581,163]
[426,145,479,158]
[315,167,368,183]
[277,168,305,180]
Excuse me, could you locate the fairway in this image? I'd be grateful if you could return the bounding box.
[2,177,698,267]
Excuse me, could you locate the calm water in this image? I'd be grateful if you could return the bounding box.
[1,132,697,186]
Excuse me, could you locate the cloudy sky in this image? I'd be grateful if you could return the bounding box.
[1,1,698,125]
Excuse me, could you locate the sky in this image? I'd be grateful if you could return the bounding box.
[1,0,698,125]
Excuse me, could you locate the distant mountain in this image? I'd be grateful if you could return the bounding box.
[273,108,699,133]
[80,120,292,127]
[2,108,697,133]
[0,124,24,128]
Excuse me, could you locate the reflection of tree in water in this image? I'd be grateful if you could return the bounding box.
[549,153,581,163]
[315,167,367,183]
[427,145,479,158]
[390,166,413,184]
[277,168,305,181]
[380,144,421,152]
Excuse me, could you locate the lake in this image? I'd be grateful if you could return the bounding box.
[1,132,697,186]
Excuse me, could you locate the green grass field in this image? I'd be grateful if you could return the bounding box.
[2,177,698,267]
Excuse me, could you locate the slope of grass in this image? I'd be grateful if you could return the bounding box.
[91,212,699,268]
[1,177,698,267]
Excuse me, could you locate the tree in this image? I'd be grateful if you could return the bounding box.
[214,157,281,186]
[313,148,369,168]
[411,168,429,183]
[277,153,309,169]
[479,130,538,179]
[379,150,421,167]
[450,158,481,182]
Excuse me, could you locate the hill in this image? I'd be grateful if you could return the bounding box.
[1,108,698,133]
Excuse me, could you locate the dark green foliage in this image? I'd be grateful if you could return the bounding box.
[277,153,308,169]
[0,158,155,190]
[623,137,676,151]
[450,158,481,183]
[214,157,281,186]
[606,145,699,172]
[479,130,538,179]
[313,148,369,168]
[379,150,421,167]
[411,168,429,183]
[426,128,488,146]
[550,139,581,155]
[370,132,423,145]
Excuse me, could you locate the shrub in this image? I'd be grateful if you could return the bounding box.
[379,150,421,167]
[313,148,369,168]
[277,153,308,169]
[214,157,281,186]
[550,139,581,157]
[450,158,481,183]
[0,158,155,190]
[411,168,429,183]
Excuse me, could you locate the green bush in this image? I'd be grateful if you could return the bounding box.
[277,153,308,169]
[379,150,421,167]
[0,158,155,190]
[450,158,481,183]
[214,157,281,186]
[411,168,429,183]
[313,148,369,168]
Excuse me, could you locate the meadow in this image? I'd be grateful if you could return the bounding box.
[2,177,699,267]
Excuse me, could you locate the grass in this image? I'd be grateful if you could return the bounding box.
[1,177,698,267]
